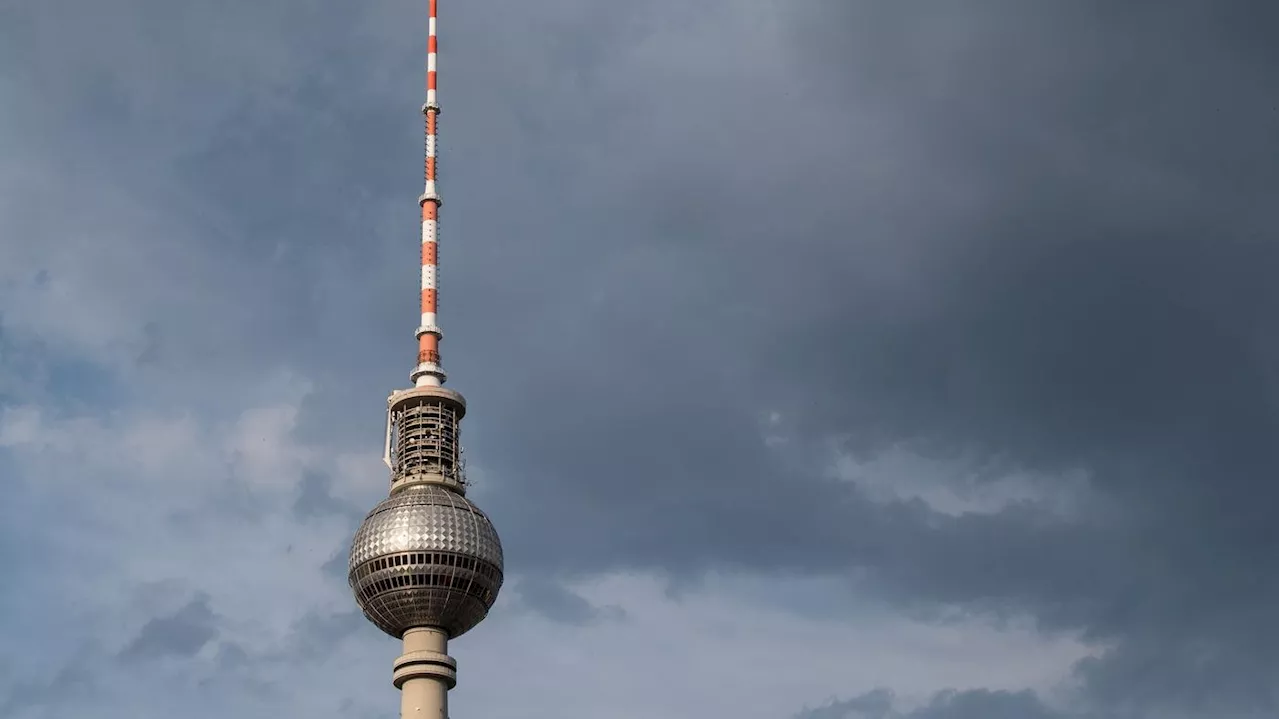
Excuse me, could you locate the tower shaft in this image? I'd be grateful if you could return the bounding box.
[394,627,455,719]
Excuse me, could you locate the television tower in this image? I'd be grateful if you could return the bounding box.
[348,1,504,717]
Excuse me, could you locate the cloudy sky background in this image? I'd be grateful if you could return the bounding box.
[0,1,1273,718]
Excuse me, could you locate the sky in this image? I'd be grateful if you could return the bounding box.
[0,1,1273,718]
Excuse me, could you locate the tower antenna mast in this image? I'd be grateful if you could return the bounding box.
[414,0,444,388]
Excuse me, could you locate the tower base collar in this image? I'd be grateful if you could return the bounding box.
[394,649,458,689]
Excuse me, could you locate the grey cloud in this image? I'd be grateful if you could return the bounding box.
[293,470,361,521]
[0,664,100,719]
[907,689,1063,719]
[799,689,895,719]
[119,594,219,661]
[322,547,353,583]
[511,577,626,626]
[283,610,367,657]
[214,642,250,671]
[798,688,1062,719]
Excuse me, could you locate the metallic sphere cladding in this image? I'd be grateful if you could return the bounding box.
[349,484,504,638]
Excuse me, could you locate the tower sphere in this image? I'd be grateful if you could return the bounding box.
[349,484,504,639]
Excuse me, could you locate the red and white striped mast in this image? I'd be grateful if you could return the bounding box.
[382,0,468,479]
[413,0,444,388]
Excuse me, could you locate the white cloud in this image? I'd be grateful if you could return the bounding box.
[0,405,45,448]
[0,383,354,631]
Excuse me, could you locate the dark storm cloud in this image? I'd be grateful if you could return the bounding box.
[413,1,1275,716]
[770,3,1274,715]
[119,594,219,661]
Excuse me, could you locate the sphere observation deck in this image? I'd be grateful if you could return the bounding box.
[349,484,504,638]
